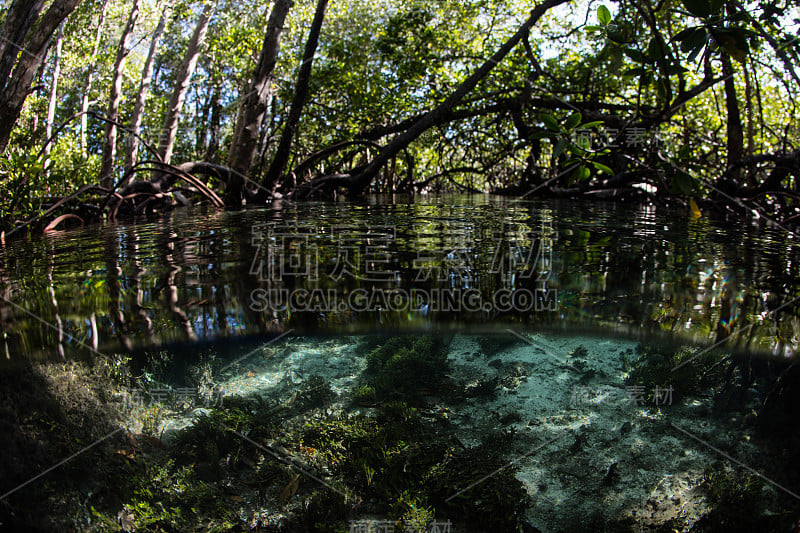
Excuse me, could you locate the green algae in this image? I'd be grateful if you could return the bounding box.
[291,374,336,412]
[363,335,449,404]
[351,384,377,406]
[695,466,773,532]
[8,336,800,532]
[625,344,726,404]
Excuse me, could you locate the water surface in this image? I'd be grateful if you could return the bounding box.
[1,195,797,359]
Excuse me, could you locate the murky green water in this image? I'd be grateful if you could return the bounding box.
[1,195,799,531]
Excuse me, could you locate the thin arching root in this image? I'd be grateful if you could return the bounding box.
[43,214,85,232]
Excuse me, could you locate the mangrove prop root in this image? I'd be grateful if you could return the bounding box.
[43,213,85,232]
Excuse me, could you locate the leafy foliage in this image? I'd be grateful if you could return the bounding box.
[2,0,800,226]
[363,335,449,404]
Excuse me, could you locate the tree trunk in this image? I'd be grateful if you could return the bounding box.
[339,0,569,195]
[124,0,170,173]
[0,0,82,153]
[254,104,274,175]
[721,54,743,183]
[225,0,292,208]
[743,61,756,186]
[43,21,64,169]
[263,0,328,194]
[99,0,141,187]
[203,84,221,162]
[195,87,212,155]
[79,0,108,156]
[0,0,46,92]
[156,1,215,165]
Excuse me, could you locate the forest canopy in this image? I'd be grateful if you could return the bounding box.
[0,0,799,233]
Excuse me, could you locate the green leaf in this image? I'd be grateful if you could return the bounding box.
[553,139,567,159]
[606,23,626,44]
[673,27,699,42]
[607,46,623,73]
[564,112,582,131]
[541,114,560,131]
[681,0,711,19]
[622,47,645,63]
[672,170,697,194]
[597,5,611,25]
[624,67,646,77]
[656,77,668,100]
[674,27,705,47]
[591,161,614,175]
[528,131,552,140]
[687,41,706,62]
[574,165,591,181]
[584,25,603,33]
[708,0,724,15]
[569,143,586,156]
[714,28,749,62]
[646,38,662,62]
[666,63,689,74]
[678,27,709,54]
[581,121,605,129]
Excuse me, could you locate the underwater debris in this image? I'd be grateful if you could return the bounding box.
[568,344,589,359]
[460,375,500,400]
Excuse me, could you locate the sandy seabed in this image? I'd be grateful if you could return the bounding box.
[190,332,773,531]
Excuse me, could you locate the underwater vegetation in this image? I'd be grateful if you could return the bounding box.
[0,357,284,531]
[625,343,800,532]
[624,344,726,404]
[156,335,533,531]
[290,405,528,531]
[10,335,525,531]
[692,465,795,532]
[290,374,337,412]
[88,458,240,532]
[169,394,287,477]
[351,385,377,407]
[363,335,450,405]
[5,336,800,532]
[697,466,766,532]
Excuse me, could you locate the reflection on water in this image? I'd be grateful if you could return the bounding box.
[0,195,798,359]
